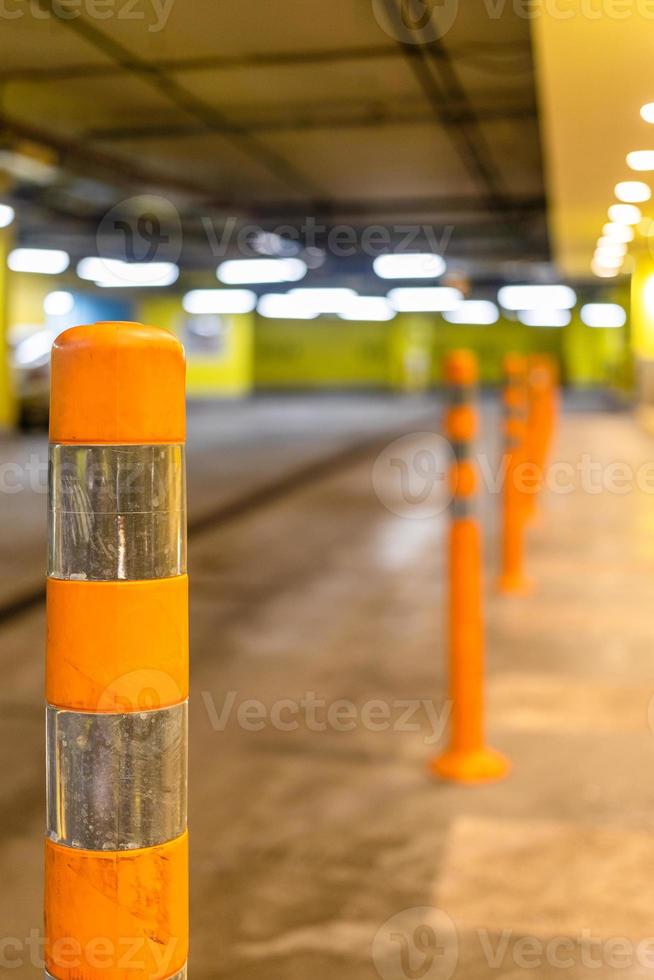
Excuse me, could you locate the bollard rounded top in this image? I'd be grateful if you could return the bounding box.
[503,352,528,378]
[50,322,186,444]
[444,349,478,385]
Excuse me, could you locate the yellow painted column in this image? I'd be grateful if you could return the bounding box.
[185,312,254,397]
[630,251,654,414]
[388,314,433,392]
[139,296,254,397]
[631,251,654,356]
[0,225,16,430]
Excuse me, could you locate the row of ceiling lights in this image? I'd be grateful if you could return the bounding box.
[39,283,625,329]
[1,246,443,286]
[0,203,626,328]
[592,101,654,278]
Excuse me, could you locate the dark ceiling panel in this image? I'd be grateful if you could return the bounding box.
[260,123,482,200]
[92,0,398,60]
[0,0,549,269]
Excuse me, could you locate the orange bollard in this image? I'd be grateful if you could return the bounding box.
[45,323,189,980]
[543,354,561,456]
[496,353,533,595]
[524,355,553,522]
[430,350,509,784]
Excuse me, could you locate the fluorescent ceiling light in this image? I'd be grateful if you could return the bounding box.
[608,203,641,225]
[0,204,15,229]
[182,289,256,315]
[373,253,446,279]
[339,297,395,321]
[640,103,654,124]
[580,303,626,328]
[615,181,651,203]
[288,287,357,314]
[627,150,654,172]
[443,300,499,325]
[0,150,57,185]
[77,257,121,281]
[498,284,576,311]
[387,286,462,312]
[252,231,299,257]
[217,257,307,285]
[258,293,319,319]
[44,291,75,316]
[594,250,623,268]
[591,259,619,278]
[596,237,627,254]
[518,309,571,328]
[8,248,69,275]
[77,257,178,287]
[601,223,634,243]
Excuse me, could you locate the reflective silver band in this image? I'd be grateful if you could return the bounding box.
[48,444,186,580]
[46,969,187,980]
[504,407,528,421]
[450,441,471,461]
[451,497,474,519]
[447,383,475,405]
[47,702,187,850]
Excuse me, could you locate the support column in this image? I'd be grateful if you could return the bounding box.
[388,314,433,393]
[630,251,654,412]
[0,224,16,430]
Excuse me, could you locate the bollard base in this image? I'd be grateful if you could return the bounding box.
[429,746,510,784]
[496,573,534,596]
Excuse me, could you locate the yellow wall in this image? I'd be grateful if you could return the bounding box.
[254,318,388,388]
[10,272,51,332]
[429,316,564,384]
[631,253,654,359]
[138,296,254,397]
[252,312,616,389]
[563,310,628,388]
[0,229,16,429]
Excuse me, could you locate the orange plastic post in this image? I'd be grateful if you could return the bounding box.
[543,354,561,457]
[496,353,533,595]
[524,355,552,522]
[430,350,509,784]
[45,323,188,980]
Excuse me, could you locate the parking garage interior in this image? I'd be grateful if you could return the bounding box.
[2,3,654,980]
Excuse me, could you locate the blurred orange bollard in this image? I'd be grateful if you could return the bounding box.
[524,354,560,522]
[496,353,533,595]
[430,350,509,784]
[543,354,561,456]
[524,355,552,522]
[45,323,189,980]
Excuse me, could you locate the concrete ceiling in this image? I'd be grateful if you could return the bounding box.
[0,0,549,281]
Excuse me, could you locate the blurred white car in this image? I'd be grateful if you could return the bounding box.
[11,327,56,429]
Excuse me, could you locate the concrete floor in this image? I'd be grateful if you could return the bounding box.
[1,394,654,979]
